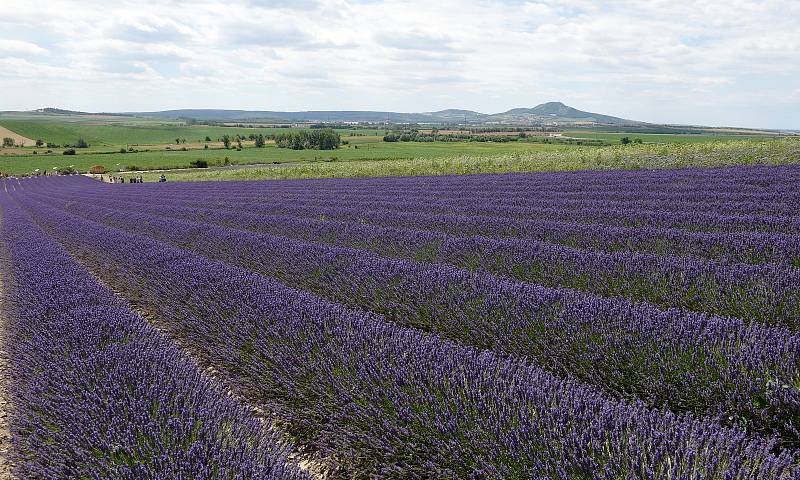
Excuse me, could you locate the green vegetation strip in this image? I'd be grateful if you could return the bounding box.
[120,139,800,182]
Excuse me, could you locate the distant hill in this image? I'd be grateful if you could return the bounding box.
[129,102,636,125]
[488,102,635,125]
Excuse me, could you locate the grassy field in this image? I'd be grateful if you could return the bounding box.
[1,113,796,179]
[0,112,384,146]
[0,137,576,175]
[561,131,776,143]
[0,119,383,146]
[116,138,800,182]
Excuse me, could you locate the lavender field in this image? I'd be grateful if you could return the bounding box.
[1,165,799,478]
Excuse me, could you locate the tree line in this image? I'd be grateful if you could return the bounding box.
[275,129,341,150]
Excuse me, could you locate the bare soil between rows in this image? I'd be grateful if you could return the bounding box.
[0,253,14,479]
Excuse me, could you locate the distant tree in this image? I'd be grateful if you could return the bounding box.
[222,134,231,149]
[63,148,77,155]
[633,138,643,144]
[205,136,212,142]
[2,137,14,148]
[76,137,89,148]
[237,140,243,150]
[35,139,44,147]
[189,159,208,168]
[176,138,181,145]
[120,148,127,153]
[620,136,631,145]
[254,134,265,148]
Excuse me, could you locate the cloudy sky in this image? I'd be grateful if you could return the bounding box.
[1,0,798,128]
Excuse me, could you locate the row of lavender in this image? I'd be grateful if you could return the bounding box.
[51,174,800,233]
[0,197,307,478]
[70,163,800,210]
[104,163,800,199]
[32,189,800,327]
[4,181,799,478]
[20,188,800,448]
[42,181,800,266]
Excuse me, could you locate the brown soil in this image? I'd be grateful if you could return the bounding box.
[0,256,14,479]
[0,126,35,149]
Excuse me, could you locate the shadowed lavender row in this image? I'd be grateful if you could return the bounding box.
[13,192,800,479]
[0,198,307,479]
[20,193,800,449]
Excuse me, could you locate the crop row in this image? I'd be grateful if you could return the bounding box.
[69,183,800,216]
[89,163,800,205]
[12,190,800,479]
[36,182,800,266]
[31,189,800,328]
[103,162,800,196]
[45,179,800,235]
[19,191,800,448]
[0,198,306,479]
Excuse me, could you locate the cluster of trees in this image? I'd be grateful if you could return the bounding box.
[384,131,522,143]
[620,137,644,145]
[276,129,341,150]
[2,137,14,147]
[383,130,609,146]
[44,138,90,149]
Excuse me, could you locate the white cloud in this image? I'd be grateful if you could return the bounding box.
[0,39,48,56]
[0,0,798,128]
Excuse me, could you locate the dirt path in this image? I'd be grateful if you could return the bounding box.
[0,247,13,479]
[0,126,35,149]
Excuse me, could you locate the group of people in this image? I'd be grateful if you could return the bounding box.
[102,174,168,183]
[107,175,144,183]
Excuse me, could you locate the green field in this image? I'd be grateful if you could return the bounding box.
[0,112,384,146]
[0,136,577,175]
[562,131,776,144]
[1,113,797,179]
[118,138,800,182]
